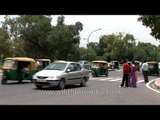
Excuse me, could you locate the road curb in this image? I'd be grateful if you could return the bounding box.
[154,79,160,89]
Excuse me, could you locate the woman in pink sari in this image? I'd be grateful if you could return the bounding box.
[130,61,138,87]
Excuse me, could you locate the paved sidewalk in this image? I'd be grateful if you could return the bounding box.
[154,79,160,89]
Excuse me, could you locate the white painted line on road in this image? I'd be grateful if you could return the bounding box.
[109,78,122,81]
[146,78,160,94]
[98,79,108,81]
[137,79,144,83]
[90,78,98,80]
[95,78,114,81]
[105,77,114,80]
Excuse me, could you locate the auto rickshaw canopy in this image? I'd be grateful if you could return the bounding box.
[54,60,65,62]
[36,59,51,62]
[147,61,158,64]
[5,57,35,62]
[92,60,108,64]
[3,57,37,70]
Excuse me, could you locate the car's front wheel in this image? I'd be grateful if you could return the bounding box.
[36,85,42,89]
[80,77,87,87]
[58,79,65,90]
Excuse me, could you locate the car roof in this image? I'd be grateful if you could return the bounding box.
[54,61,79,64]
[78,60,89,62]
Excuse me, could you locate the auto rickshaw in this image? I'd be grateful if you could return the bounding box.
[147,61,159,76]
[91,60,108,77]
[110,61,119,69]
[36,59,51,71]
[1,57,38,84]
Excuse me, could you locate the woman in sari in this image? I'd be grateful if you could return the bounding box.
[130,61,138,87]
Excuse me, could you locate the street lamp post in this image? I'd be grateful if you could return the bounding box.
[85,28,101,60]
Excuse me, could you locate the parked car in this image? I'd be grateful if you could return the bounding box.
[33,61,90,90]
[78,60,91,70]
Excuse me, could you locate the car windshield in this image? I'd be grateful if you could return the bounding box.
[78,61,84,64]
[44,62,67,71]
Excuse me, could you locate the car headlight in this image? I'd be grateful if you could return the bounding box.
[0,70,3,75]
[48,76,54,79]
[32,75,37,79]
[50,75,60,79]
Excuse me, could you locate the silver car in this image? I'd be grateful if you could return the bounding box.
[33,61,90,90]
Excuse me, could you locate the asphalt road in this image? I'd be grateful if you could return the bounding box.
[0,68,160,105]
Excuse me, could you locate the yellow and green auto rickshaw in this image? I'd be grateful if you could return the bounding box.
[110,61,119,69]
[91,60,108,77]
[1,57,38,84]
[36,59,51,71]
[147,61,159,76]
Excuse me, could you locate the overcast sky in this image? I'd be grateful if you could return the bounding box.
[0,15,159,47]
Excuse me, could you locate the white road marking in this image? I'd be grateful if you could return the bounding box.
[146,78,160,94]
[91,78,101,80]
[91,77,158,87]
[98,79,109,81]
[103,77,114,80]
[109,78,122,81]
[98,77,115,81]
[137,79,144,83]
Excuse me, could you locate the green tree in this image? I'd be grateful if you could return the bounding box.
[48,16,83,60]
[0,27,12,58]
[98,32,136,61]
[136,42,158,61]
[79,47,88,60]
[2,15,52,58]
[2,15,83,61]
[138,15,160,40]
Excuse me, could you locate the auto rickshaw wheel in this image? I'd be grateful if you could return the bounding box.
[18,80,22,83]
[105,73,108,77]
[1,78,7,85]
[30,79,33,83]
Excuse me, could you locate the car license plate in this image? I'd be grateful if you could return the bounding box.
[37,79,46,82]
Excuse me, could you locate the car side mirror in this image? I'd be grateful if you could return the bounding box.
[66,68,72,72]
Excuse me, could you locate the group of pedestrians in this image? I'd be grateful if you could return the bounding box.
[119,59,149,88]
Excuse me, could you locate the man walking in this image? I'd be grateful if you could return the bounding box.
[142,60,149,83]
[119,59,130,87]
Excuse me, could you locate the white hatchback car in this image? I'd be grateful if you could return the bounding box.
[33,61,90,90]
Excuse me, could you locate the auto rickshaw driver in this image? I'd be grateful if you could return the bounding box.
[21,63,31,77]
